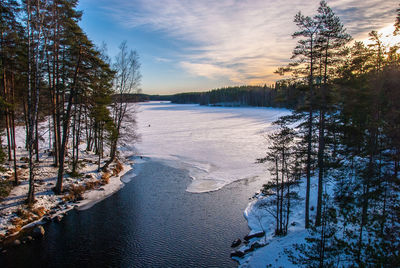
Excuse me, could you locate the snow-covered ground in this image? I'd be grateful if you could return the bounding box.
[0,115,134,240]
[135,102,289,193]
[237,176,320,267]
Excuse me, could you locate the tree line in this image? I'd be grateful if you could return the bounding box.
[0,0,140,205]
[167,84,303,109]
[258,1,400,266]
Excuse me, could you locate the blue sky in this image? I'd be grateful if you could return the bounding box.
[77,0,399,94]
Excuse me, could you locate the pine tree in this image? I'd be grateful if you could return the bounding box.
[284,9,321,229]
[1,0,24,185]
[313,0,351,226]
[258,121,301,236]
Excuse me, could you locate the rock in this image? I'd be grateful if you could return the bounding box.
[248,241,264,252]
[32,225,45,238]
[230,250,245,258]
[231,238,241,248]
[13,239,21,246]
[244,231,265,241]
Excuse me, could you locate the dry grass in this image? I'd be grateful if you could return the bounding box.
[30,207,47,218]
[62,185,86,202]
[16,208,32,220]
[112,160,124,176]
[13,208,41,226]
[8,225,22,235]
[85,180,101,190]
[10,217,24,226]
[100,172,110,185]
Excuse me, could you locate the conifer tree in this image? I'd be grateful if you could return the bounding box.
[0,0,23,185]
[258,121,301,235]
[313,0,351,226]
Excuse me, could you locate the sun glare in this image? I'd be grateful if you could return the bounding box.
[362,24,400,48]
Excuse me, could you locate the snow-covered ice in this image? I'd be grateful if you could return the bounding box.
[135,101,290,193]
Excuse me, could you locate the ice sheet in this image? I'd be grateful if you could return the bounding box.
[135,102,290,193]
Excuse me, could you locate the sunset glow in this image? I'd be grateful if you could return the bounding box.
[78,0,399,94]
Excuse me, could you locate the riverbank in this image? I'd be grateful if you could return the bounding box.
[0,145,134,248]
[1,160,259,267]
[233,176,320,267]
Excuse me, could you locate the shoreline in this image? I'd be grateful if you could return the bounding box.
[0,153,135,249]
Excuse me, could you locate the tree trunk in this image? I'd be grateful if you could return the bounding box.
[316,110,325,226]
[11,74,18,185]
[55,49,81,194]
[276,158,280,234]
[305,36,315,229]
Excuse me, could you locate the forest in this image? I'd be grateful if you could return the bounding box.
[146,84,302,109]
[1,0,400,266]
[0,0,140,221]
[253,1,400,266]
[168,84,302,109]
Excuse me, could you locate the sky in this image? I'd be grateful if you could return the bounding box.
[77,0,399,94]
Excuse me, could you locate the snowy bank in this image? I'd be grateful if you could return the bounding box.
[236,177,320,267]
[0,118,137,245]
[0,149,134,244]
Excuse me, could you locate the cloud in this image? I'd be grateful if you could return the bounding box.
[100,0,398,85]
[154,57,172,63]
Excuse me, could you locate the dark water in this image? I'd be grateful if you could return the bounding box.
[0,161,264,268]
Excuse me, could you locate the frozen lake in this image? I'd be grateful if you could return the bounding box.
[0,102,289,267]
[133,102,289,192]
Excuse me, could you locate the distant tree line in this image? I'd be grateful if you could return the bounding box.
[0,0,140,204]
[126,84,305,109]
[258,2,400,266]
[167,85,304,109]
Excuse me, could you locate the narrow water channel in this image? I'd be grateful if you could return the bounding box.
[0,160,265,267]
